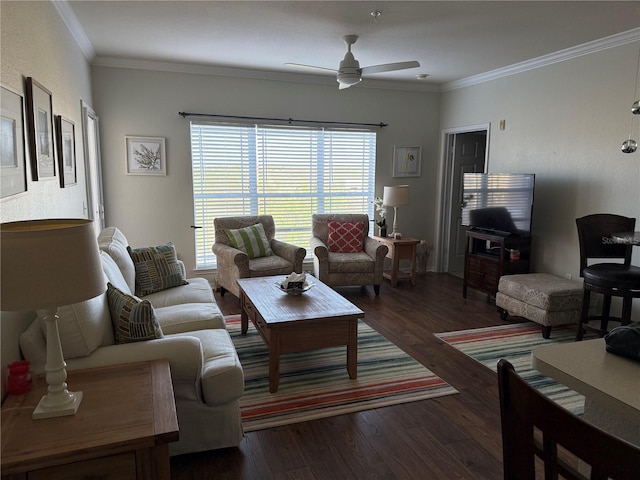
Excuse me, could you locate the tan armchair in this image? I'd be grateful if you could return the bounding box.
[311,213,388,295]
[213,215,306,298]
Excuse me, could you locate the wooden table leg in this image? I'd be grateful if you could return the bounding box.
[240,291,249,335]
[391,248,400,287]
[347,319,358,379]
[269,328,281,392]
[410,244,417,286]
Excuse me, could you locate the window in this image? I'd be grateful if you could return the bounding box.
[190,123,377,269]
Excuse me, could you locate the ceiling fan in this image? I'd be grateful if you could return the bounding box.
[286,34,420,90]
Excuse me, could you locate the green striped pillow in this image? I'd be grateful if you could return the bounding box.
[226,223,273,259]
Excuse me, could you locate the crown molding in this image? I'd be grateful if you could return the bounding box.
[91,56,441,93]
[52,0,95,60]
[441,28,640,92]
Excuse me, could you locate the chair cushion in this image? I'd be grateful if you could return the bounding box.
[583,264,640,290]
[106,283,163,344]
[327,220,364,253]
[127,242,189,296]
[248,254,294,276]
[225,223,273,259]
[327,251,375,273]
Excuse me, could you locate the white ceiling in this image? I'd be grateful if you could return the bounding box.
[62,1,640,90]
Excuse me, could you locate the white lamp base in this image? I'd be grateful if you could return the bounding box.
[33,391,83,419]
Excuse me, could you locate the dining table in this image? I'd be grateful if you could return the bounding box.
[531,338,640,447]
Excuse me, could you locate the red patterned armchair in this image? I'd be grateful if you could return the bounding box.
[310,213,388,295]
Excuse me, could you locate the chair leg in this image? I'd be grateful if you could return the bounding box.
[600,294,612,336]
[541,325,551,339]
[621,296,633,326]
[220,286,227,297]
[576,288,591,341]
[374,285,380,296]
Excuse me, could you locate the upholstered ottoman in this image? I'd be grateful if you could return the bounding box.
[496,273,590,338]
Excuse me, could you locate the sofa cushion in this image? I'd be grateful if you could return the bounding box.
[327,251,375,273]
[142,276,214,307]
[327,220,364,253]
[100,251,131,295]
[127,242,188,296]
[106,283,163,344]
[155,303,226,334]
[225,223,272,259]
[35,291,115,360]
[98,227,136,292]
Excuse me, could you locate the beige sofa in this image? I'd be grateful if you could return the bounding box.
[19,227,244,456]
[311,213,388,295]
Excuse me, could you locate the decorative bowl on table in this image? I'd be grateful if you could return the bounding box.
[274,281,314,295]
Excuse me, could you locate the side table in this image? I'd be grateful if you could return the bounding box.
[373,236,420,287]
[1,360,179,480]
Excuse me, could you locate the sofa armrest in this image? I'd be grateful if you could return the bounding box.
[271,239,306,272]
[65,334,204,384]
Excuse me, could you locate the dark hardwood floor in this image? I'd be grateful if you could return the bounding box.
[171,273,517,480]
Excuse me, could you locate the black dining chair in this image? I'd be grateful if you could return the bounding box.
[575,214,640,341]
[497,359,640,480]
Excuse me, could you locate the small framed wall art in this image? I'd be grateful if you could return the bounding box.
[125,136,166,175]
[25,77,56,181]
[392,146,421,178]
[1,85,28,199]
[55,116,77,188]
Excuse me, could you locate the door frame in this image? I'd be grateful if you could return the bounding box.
[434,123,491,272]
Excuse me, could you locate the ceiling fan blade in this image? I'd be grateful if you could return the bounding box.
[361,61,420,75]
[284,63,337,73]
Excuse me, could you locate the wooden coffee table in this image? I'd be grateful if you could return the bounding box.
[237,275,364,392]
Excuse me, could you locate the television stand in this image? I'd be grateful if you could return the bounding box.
[463,229,531,299]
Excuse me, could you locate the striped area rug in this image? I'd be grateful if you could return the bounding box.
[226,315,458,432]
[435,322,586,415]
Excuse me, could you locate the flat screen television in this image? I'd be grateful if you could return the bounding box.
[461,173,535,236]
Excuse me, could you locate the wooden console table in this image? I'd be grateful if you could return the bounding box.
[373,236,419,287]
[1,360,179,480]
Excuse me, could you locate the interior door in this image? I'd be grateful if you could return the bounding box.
[446,132,487,275]
[81,101,105,237]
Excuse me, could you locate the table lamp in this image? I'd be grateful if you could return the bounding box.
[1,219,104,419]
[383,185,411,237]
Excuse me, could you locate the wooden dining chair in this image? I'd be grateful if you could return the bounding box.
[575,214,640,340]
[497,359,640,480]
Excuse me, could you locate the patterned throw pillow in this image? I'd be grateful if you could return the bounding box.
[106,283,163,344]
[127,242,188,297]
[225,223,273,259]
[327,220,365,253]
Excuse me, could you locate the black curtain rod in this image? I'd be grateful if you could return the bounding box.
[178,111,387,128]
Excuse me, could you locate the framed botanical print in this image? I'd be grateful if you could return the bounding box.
[0,85,28,198]
[392,146,422,178]
[55,116,77,188]
[125,136,166,175]
[25,77,56,180]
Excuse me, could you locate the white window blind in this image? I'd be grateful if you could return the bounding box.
[190,123,377,269]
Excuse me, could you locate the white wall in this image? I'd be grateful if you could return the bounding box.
[90,65,441,276]
[0,1,94,396]
[439,41,640,315]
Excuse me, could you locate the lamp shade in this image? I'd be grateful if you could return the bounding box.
[1,219,105,311]
[383,185,411,207]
